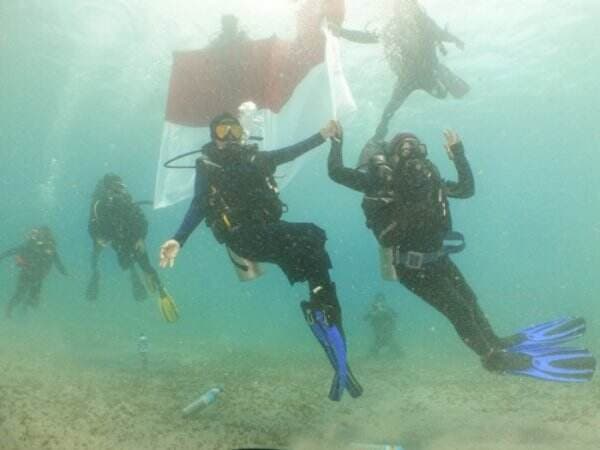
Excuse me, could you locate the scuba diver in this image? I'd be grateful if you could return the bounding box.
[87,174,178,323]
[0,227,68,318]
[159,113,362,401]
[327,125,596,383]
[364,293,401,357]
[209,14,248,48]
[330,0,469,149]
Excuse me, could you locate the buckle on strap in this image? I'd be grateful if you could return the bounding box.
[406,251,425,269]
[302,302,330,326]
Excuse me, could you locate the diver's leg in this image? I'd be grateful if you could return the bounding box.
[395,258,496,357]
[5,272,28,318]
[27,277,43,308]
[446,260,502,348]
[373,334,387,357]
[370,340,381,357]
[388,338,403,357]
[115,245,147,302]
[373,77,416,141]
[227,222,332,287]
[86,242,102,302]
[129,266,148,302]
[227,222,362,400]
[134,247,166,297]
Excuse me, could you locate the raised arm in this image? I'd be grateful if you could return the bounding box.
[329,22,379,44]
[443,130,474,199]
[260,120,341,169]
[262,133,326,168]
[328,134,370,193]
[339,28,379,44]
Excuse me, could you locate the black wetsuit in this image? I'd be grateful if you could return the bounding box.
[173,134,341,321]
[328,138,502,358]
[1,241,67,317]
[338,1,468,141]
[87,190,165,301]
[364,303,401,356]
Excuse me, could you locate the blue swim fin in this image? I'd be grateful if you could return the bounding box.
[505,317,586,348]
[302,301,362,401]
[505,344,596,383]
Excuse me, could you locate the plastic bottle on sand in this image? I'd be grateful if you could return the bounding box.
[182,386,224,417]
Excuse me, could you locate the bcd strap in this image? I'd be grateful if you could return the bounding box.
[395,231,466,269]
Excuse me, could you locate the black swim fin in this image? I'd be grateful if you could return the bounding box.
[436,63,470,98]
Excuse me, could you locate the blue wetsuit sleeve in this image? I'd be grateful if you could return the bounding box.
[172,167,208,246]
[263,133,326,167]
[445,142,475,199]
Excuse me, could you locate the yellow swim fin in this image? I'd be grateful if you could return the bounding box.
[158,291,179,323]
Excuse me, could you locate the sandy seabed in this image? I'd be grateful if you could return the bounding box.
[1,324,599,450]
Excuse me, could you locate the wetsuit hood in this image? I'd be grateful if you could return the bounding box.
[388,132,427,161]
[389,132,420,150]
[102,173,125,190]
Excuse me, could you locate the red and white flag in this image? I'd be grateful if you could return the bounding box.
[154,0,355,209]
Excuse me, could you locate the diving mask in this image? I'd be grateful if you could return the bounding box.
[395,138,427,159]
[214,122,244,141]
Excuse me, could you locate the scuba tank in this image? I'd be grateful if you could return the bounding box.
[379,246,398,281]
[226,247,264,282]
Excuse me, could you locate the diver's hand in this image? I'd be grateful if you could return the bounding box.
[159,239,180,269]
[320,120,339,140]
[443,129,462,160]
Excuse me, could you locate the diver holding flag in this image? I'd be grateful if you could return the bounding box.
[159,115,362,401]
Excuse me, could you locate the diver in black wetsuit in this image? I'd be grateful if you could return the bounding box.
[209,14,248,48]
[327,126,528,373]
[330,0,468,149]
[364,293,401,357]
[86,174,174,315]
[0,227,68,318]
[159,113,362,401]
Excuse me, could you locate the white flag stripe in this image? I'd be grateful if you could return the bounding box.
[153,33,355,209]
